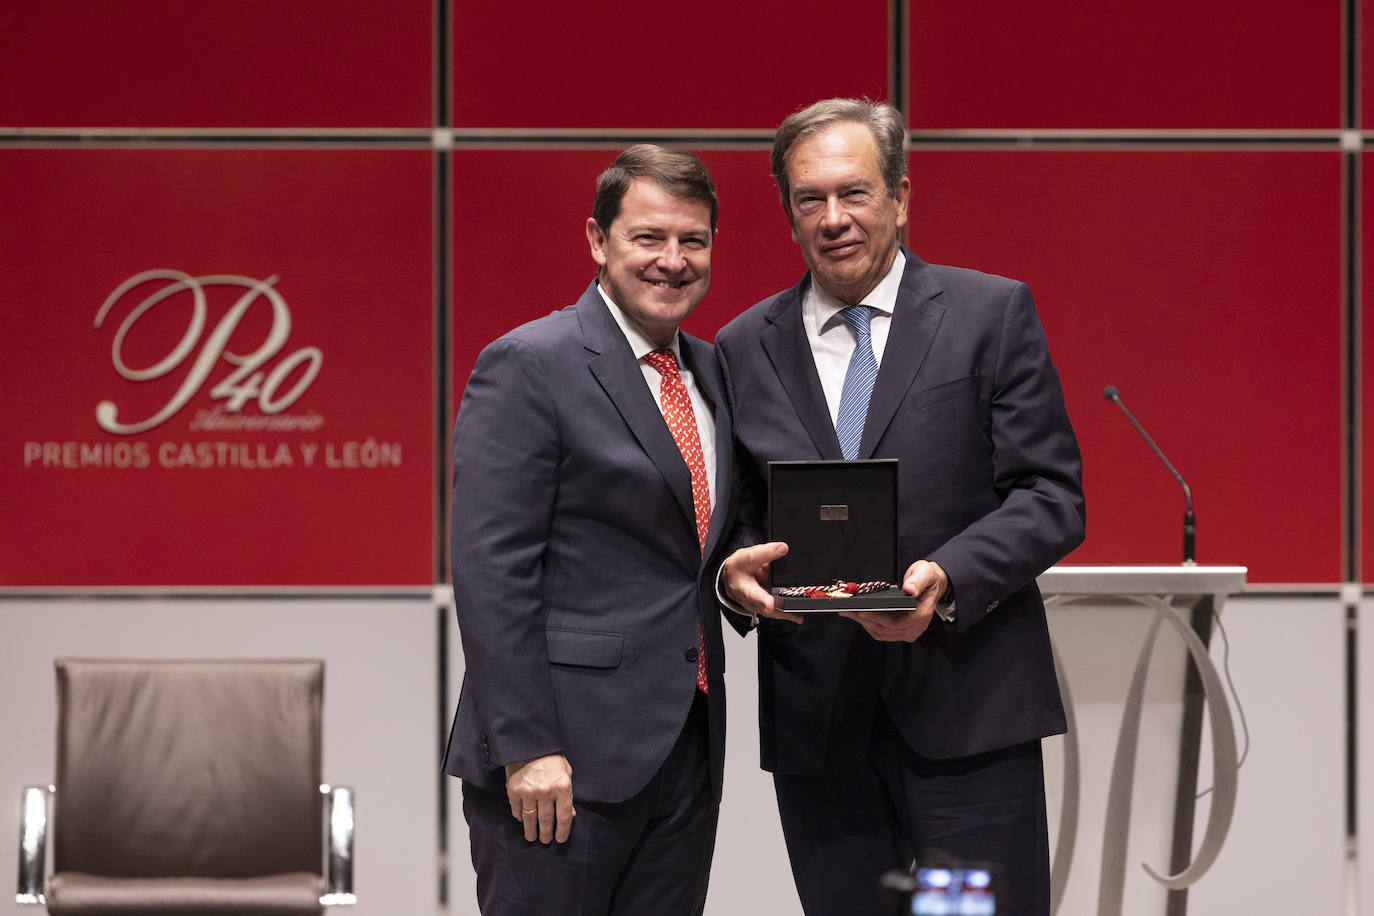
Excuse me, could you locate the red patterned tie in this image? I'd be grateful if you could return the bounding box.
[643,347,710,694]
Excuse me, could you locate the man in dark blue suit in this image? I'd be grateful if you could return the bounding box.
[717,99,1085,915]
[444,145,736,915]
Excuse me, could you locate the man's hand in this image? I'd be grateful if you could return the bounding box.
[838,559,948,643]
[505,753,575,844]
[720,542,805,623]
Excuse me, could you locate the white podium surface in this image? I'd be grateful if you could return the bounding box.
[1037,565,1246,916]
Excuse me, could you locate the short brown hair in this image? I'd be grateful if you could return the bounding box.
[770,98,907,217]
[592,144,718,234]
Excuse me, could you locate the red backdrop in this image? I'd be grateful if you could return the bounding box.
[0,1,431,128]
[0,149,434,586]
[0,0,1364,586]
[909,149,1342,577]
[910,0,1338,128]
[451,0,888,129]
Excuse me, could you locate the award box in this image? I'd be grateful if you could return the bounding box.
[767,459,916,612]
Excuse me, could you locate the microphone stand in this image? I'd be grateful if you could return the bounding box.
[1104,385,1195,565]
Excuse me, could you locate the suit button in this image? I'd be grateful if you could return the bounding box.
[684,647,699,663]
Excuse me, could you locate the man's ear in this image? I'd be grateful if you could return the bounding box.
[586,217,609,266]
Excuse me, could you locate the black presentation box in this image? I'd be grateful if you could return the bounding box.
[767,459,916,612]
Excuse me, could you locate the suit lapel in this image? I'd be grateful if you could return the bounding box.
[859,250,945,457]
[680,334,731,563]
[760,276,844,460]
[577,285,699,535]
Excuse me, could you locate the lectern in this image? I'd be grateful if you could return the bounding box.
[1036,565,1246,916]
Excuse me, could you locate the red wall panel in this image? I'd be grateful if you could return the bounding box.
[1363,155,1374,582]
[0,149,434,586]
[910,1,1338,129]
[452,0,888,129]
[0,2,431,128]
[908,149,1342,582]
[1363,0,1374,131]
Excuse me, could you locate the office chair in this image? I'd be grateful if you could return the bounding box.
[17,659,354,914]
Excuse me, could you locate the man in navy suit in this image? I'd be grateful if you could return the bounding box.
[717,99,1085,915]
[445,145,735,915]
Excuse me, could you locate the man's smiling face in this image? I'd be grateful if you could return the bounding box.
[586,177,713,347]
[785,120,909,306]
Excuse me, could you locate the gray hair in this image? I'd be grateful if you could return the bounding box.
[770,98,907,217]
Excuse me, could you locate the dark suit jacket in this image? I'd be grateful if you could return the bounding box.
[715,250,1084,775]
[443,282,735,804]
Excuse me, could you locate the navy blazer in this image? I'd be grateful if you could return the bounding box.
[444,282,735,804]
[716,250,1084,774]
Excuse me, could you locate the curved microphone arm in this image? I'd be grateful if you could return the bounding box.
[1104,386,1195,564]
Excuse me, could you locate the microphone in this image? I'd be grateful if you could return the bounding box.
[1103,385,1196,565]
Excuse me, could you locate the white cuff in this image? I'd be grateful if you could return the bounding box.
[715,566,758,628]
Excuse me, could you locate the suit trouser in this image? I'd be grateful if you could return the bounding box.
[772,705,1050,916]
[462,691,717,916]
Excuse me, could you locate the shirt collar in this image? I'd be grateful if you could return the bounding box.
[597,282,682,363]
[808,249,906,336]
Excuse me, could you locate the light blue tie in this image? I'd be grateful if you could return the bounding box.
[834,305,877,460]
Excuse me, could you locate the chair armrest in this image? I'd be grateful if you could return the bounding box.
[320,784,355,906]
[16,785,53,906]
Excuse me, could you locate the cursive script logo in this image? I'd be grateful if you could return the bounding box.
[93,270,323,435]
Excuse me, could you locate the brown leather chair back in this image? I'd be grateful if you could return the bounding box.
[53,659,324,879]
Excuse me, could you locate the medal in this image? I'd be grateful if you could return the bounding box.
[775,580,892,598]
